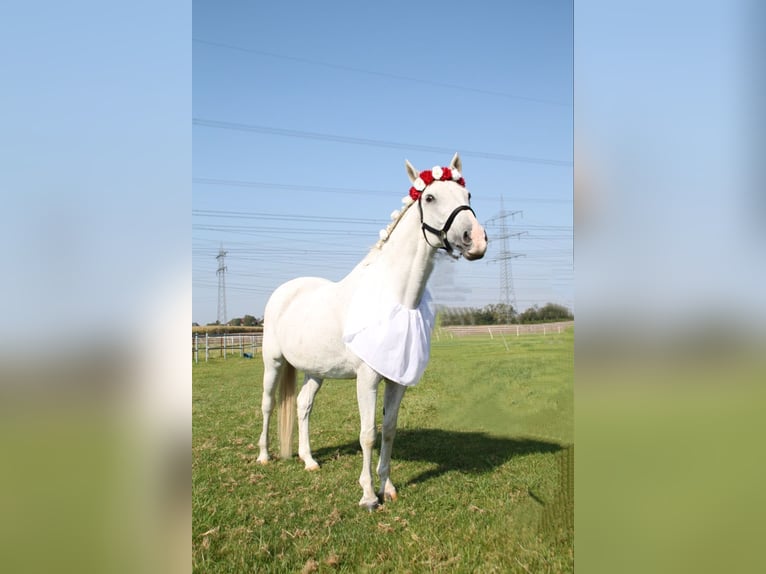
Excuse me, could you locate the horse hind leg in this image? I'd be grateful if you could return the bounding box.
[257,358,280,464]
[297,374,323,470]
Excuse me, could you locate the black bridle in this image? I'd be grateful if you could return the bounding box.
[418,198,476,257]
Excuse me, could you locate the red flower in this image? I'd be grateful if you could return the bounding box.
[441,167,452,181]
[409,187,421,200]
[420,170,434,185]
[457,177,465,187]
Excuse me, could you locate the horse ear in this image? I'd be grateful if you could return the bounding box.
[405,159,419,183]
[449,152,462,173]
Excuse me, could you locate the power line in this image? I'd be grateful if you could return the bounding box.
[193,37,572,108]
[193,209,384,225]
[192,118,573,167]
[193,177,573,204]
[193,177,396,197]
[193,224,377,238]
[193,199,572,319]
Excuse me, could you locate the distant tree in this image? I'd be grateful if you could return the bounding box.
[474,307,494,325]
[537,303,573,322]
[484,303,516,324]
[439,302,570,326]
[192,322,200,327]
[228,317,243,326]
[440,307,465,326]
[242,314,260,326]
[206,320,220,326]
[462,308,476,325]
[519,305,540,324]
[438,308,458,326]
[518,303,573,323]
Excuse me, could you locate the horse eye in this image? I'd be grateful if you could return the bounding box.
[425,194,435,203]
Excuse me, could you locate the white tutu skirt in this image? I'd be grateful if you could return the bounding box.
[342,289,435,386]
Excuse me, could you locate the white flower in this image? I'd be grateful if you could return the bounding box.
[402,196,414,205]
[379,229,389,240]
[413,177,426,191]
[431,166,443,180]
[390,209,400,220]
[451,169,461,181]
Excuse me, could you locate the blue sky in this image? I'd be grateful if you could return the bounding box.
[192,0,573,324]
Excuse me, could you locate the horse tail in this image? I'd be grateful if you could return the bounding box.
[278,362,297,459]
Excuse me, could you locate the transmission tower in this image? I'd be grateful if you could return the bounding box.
[216,244,228,325]
[486,198,526,323]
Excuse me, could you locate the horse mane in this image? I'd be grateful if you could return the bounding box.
[357,196,418,266]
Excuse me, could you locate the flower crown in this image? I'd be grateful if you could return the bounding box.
[409,166,466,201]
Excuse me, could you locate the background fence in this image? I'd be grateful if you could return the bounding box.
[438,321,574,339]
[192,321,574,362]
[193,333,263,363]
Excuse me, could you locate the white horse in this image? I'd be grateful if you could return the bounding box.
[257,153,487,509]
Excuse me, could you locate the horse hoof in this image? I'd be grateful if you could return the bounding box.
[359,500,380,512]
[384,491,398,502]
[256,458,269,466]
[300,456,320,471]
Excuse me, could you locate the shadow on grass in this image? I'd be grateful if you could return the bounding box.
[313,428,563,487]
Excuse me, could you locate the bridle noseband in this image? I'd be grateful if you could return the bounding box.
[418,199,476,258]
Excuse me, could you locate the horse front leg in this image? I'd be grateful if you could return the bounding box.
[356,364,382,510]
[377,380,406,502]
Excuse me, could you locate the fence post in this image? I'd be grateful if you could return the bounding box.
[205,332,209,362]
[239,334,243,357]
[488,327,493,340]
[223,334,227,359]
[252,335,256,355]
[543,326,547,336]
[516,325,520,337]
[195,333,198,364]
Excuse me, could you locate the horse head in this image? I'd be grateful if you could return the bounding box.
[405,153,488,260]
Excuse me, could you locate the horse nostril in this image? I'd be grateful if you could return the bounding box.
[463,230,472,244]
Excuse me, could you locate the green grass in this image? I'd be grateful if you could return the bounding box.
[193,329,573,572]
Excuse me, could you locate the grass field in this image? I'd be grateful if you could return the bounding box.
[193,328,573,572]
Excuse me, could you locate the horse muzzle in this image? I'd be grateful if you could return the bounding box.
[462,223,488,261]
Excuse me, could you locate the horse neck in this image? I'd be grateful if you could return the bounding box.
[372,203,437,308]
